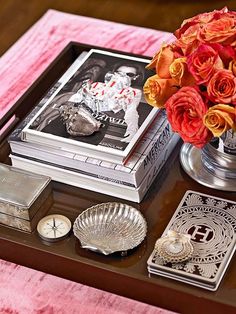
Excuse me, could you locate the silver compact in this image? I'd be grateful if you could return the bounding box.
[154,230,193,263]
[73,202,147,255]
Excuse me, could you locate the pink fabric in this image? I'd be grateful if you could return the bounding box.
[0,260,174,314]
[0,9,176,313]
[0,9,173,119]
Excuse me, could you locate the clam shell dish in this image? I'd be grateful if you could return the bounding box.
[73,202,147,255]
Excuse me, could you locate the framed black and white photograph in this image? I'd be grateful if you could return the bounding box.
[22,49,158,164]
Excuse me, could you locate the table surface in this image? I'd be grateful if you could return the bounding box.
[1,7,236,314]
[1,42,236,314]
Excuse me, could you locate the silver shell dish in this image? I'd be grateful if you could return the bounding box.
[154,230,193,263]
[73,202,147,255]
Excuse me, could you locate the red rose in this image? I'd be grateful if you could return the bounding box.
[207,69,236,104]
[213,44,236,67]
[166,87,211,147]
[187,44,224,84]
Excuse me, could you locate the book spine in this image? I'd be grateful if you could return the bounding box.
[10,133,179,203]
[133,120,174,187]
[10,154,141,202]
[10,117,177,188]
[9,111,169,187]
[136,133,179,201]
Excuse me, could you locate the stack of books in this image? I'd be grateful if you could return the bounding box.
[9,49,179,202]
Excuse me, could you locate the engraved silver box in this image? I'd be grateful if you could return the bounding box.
[0,163,52,232]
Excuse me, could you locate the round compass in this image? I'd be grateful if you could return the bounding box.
[37,214,72,242]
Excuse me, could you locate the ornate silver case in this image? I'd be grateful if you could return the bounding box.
[147,190,236,291]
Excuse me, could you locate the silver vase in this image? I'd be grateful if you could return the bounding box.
[180,130,236,191]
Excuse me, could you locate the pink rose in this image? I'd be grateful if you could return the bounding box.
[187,44,224,84]
[166,86,211,147]
[207,69,236,104]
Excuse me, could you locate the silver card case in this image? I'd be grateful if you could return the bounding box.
[147,190,236,291]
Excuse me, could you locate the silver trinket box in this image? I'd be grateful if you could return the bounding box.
[0,163,52,232]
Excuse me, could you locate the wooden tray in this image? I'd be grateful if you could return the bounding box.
[1,43,236,314]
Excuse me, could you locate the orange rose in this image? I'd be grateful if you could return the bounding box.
[165,86,211,147]
[146,44,174,79]
[169,57,195,86]
[175,24,200,55]
[143,75,178,108]
[207,70,236,104]
[187,44,224,84]
[146,51,159,71]
[175,10,217,39]
[198,16,236,45]
[229,59,236,76]
[204,104,236,137]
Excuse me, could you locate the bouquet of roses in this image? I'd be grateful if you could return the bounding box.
[144,7,236,148]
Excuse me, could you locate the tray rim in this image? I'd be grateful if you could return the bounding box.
[1,42,236,314]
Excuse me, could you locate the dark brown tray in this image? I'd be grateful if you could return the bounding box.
[1,43,236,314]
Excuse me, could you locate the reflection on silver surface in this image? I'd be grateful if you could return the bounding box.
[73,202,147,255]
[201,140,236,180]
[180,144,236,191]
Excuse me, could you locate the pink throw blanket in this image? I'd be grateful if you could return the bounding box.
[0,260,174,314]
[0,9,176,313]
[0,9,173,119]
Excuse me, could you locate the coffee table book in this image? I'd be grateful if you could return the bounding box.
[21,49,158,165]
[10,131,178,203]
[9,108,175,188]
[147,190,236,291]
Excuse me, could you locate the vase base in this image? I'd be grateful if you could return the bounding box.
[180,143,236,192]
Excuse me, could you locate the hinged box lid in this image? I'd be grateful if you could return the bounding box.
[0,163,51,219]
